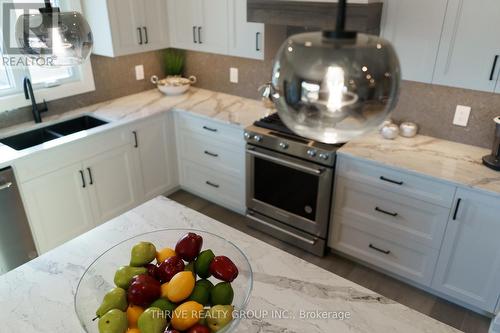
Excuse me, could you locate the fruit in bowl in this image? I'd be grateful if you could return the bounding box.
[88,231,248,333]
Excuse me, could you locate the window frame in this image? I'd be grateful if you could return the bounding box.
[0,0,95,111]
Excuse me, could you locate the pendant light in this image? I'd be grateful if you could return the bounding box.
[271,0,401,144]
[15,0,93,66]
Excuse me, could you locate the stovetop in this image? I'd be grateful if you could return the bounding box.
[253,113,298,137]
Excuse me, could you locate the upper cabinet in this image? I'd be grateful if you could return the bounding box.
[229,0,265,60]
[381,0,447,83]
[432,0,500,92]
[82,0,169,57]
[168,0,229,56]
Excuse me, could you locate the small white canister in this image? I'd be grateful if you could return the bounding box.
[400,122,419,138]
[381,123,400,140]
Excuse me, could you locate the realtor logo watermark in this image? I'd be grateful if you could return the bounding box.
[2,2,57,66]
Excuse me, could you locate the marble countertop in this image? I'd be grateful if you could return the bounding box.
[0,197,458,333]
[339,132,500,196]
[0,88,272,168]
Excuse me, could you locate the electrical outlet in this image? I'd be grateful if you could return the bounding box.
[453,105,471,127]
[230,67,238,83]
[135,65,145,80]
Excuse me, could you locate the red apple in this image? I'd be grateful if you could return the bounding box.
[156,256,185,283]
[187,324,211,333]
[144,263,158,278]
[175,233,203,261]
[209,256,239,282]
[127,274,161,307]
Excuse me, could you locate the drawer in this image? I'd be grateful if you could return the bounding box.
[334,177,450,249]
[175,112,244,145]
[337,155,456,208]
[177,131,244,178]
[330,222,439,286]
[179,160,245,213]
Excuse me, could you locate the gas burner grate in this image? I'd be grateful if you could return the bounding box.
[253,113,297,136]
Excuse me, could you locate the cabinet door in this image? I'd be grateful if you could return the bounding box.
[228,0,265,60]
[433,0,500,92]
[107,0,145,56]
[21,163,94,254]
[133,114,178,200]
[432,188,500,312]
[167,0,199,50]
[381,0,447,83]
[142,0,170,51]
[86,146,141,225]
[198,0,229,55]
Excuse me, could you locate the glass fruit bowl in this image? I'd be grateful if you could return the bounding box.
[74,229,253,333]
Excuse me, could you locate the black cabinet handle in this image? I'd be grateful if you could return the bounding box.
[198,27,202,44]
[203,126,217,132]
[256,32,261,51]
[490,55,499,81]
[193,26,197,43]
[132,131,139,148]
[79,170,86,188]
[206,181,220,188]
[380,176,404,186]
[369,244,391,255]
[87,168,94,185]
[453,198,462,220]
[137,27,143,45]
[204,150,219,158]
[143,27,148,44]
[375,206,398,217]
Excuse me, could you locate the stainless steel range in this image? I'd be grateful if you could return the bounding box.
[244,113,341,256]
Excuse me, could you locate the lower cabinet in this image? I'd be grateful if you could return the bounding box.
[431,188,500,312]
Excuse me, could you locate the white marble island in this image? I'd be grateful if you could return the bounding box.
[0,197,457,332]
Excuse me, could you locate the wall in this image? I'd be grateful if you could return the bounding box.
[0,50,166,129]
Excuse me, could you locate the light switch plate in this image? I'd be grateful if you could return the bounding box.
[135,65,145,81]
[453,105,471,127]
[230,67,238,83]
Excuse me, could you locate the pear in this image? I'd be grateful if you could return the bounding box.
[98,309,127,333]
[137,307,168,333]
[206,305,233,333]
[96,287,128,318]
[130,242,157,267]
[114,266,147,289]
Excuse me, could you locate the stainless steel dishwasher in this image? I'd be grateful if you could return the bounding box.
[0,167,38,275]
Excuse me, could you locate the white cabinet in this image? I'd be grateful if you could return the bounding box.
[432,189,500,312]
[131,114,179,200]
[22,163,95,254]
[86,146,141,224]
[381,0,447,83]
[432,0,500,92]
[82,0,169,57]
[168,0,229,55]
[228,0,265,60]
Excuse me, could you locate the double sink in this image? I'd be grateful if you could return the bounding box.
[0,116,108,151]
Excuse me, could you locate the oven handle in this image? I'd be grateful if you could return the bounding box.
[246,149,325,175]
[246,213,317,245]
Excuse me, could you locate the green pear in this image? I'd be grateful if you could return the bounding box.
[130,242,157,267]
[113,266,147,289]
[137,307,168,333]
[98,309,127,333]
[96,287,128,317]
[206,305,234,333]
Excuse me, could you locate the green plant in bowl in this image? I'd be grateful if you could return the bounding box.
[165,49,185,76]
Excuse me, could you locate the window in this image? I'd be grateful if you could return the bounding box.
[0,0,95,111]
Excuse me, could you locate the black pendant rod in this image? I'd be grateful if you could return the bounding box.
[44,0,52,9]
[336,0,347,33]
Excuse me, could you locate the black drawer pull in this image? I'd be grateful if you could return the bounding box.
[453,198,462,220]
[132,131,139,148]
[204,150,219,158]
[79,170,86,188]
[380,176,404,185]
[369,244,391,255]
[203,126,218,132]
[375,206,398,217]
[206,181,220,188]
[87,168,94,185]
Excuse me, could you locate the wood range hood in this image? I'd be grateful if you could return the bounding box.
[247,0,384,34]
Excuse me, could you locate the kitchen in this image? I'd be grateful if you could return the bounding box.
[0,0,499,332]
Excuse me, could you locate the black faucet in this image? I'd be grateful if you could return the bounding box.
[23,77,48,124]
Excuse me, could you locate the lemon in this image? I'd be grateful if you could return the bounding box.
[156,247,176,263]
[160,282,169,298]
[171,301,203,331]
[126,304,144,328]
[167,271,195,303]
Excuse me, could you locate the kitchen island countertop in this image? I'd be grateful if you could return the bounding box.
[0,196,458,332]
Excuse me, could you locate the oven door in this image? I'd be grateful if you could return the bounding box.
[246,145,333,238]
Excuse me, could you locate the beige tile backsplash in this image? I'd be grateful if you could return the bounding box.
[1,29,499,149]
